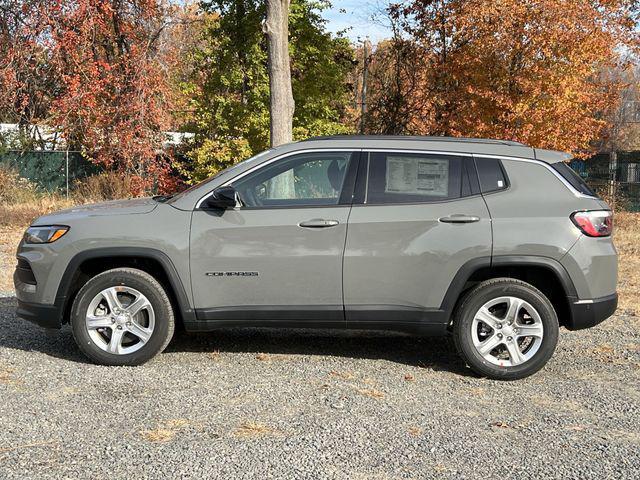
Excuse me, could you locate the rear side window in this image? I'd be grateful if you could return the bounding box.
[551,162,597,197]
[363,152,465,204]
[475,157,508,193]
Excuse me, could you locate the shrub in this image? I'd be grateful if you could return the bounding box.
[0,167,40,205]
[73,172,135,202]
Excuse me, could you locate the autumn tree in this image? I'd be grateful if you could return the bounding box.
[362,19,422,135]
[0,0,60,149]
[45,0,182,193]
[388,0,639,155]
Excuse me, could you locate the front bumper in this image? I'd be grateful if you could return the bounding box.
[566,293,618,331]
[16,299,63,329]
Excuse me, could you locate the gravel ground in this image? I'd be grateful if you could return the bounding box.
[0,296,639,479]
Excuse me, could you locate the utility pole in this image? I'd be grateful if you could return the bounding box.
[359,39,370,134]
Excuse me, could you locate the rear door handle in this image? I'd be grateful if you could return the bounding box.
[298,219,340,228]
[439,214,481,224]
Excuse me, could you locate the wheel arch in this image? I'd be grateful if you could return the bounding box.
[441,256,577,328]
[55,247,195,326]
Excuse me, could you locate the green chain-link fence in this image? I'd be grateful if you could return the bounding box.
[1,149,639,210]
[570,151,640,211]
[0,150,99,194]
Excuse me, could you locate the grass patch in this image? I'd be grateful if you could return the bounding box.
[614,212,640,315]
[255,352,292,362]
[329,370,355,380]
[0,367,16,384]
[234,422,277,438]
[140,419,192,443]
[356,387,385,399]
[140,428,175,443]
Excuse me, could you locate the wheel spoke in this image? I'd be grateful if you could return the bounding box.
[86,315,112,329]
[516,323,544,338]
[125,296,150,317]
[504,297,523,324]
[477,333,503,356]
[102,287,123,313]
[505,339,525,365]
[126,321,152,344]
[475,308,500,329]
[108,328,125,354]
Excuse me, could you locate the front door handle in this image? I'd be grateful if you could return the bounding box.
[439,214,481,224]
[298,219,340,228]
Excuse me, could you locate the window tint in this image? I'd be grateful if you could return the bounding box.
[364,152,464,204]
[551,161,597,197]
[475,157,508,193]
[233,152,352,207]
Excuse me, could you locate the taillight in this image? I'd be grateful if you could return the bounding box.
[570,210,613,237]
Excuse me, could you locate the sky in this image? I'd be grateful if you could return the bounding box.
[176,1,394,43]
[320,1,394,43]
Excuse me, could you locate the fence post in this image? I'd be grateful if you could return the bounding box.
[65,149,69,199]
[609,150,617,211]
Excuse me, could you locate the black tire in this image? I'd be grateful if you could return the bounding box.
[70,268,175,366]
[453,278,559,380]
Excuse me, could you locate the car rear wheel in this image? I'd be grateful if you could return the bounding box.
[453,278,559,380]
[70,268,175,366]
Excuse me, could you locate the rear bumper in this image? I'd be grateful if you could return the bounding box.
[16,300,63,329]
[566,293,618,331]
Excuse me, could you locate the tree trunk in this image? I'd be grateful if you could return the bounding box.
[264,0,294,147]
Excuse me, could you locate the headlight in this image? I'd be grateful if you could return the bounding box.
[24,226,69,244]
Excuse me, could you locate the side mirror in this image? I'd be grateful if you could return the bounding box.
[203,186,240,209]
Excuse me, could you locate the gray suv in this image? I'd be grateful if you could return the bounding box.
[14,136,618,379]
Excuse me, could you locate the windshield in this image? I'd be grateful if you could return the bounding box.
[164,149,273,204]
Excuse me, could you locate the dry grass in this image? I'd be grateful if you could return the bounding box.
[0,367,15,384]
[140,419,192,443]
[73,172,135,202]
[329,370,355,380]
[1,197,75,228]
[254,352,292,362]
[614,212,640,315]
[356,387,385,399]
[233,422,277,438]
[140,427,176,443]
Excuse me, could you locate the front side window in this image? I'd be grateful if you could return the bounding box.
[233,152,353,207]
[364,152,465,204]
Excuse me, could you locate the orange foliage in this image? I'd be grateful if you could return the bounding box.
[389,0,639,155]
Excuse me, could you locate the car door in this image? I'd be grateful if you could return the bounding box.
[190,150,359,325]
[343,150,492,329]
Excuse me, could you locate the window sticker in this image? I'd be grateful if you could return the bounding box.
[385,156,449,196]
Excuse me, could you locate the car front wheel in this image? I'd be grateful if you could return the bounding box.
[70,268,175,366]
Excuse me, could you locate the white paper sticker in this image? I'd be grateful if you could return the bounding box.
[385,156,449,196]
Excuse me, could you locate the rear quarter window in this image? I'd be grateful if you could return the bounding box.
[550,162,597,197]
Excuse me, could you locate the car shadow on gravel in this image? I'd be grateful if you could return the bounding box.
[0,297,472,375]
[167,328,473,375]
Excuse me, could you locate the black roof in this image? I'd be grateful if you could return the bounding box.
[301,135,525,147]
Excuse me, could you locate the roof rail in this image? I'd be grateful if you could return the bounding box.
[300,135,526,147]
